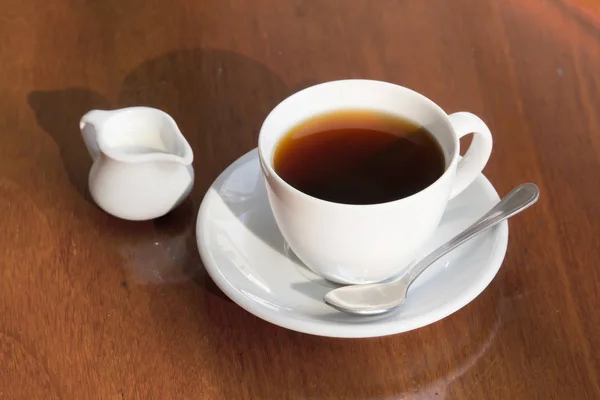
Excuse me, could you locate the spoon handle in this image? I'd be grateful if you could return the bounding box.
[400,183,540,289]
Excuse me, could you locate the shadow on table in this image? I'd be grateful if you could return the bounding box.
[25,48,294,290]
[27,88,110,204]
[26,48,293,285]
[117,47,292,205]
[114,48,292,288]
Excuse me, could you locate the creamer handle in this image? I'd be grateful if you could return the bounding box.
[79,110,111,160]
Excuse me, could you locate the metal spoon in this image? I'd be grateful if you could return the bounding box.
[324,183,540,316]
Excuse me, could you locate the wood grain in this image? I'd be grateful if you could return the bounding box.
[1,0,599,398]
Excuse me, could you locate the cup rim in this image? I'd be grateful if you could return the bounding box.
[258,79,460,209]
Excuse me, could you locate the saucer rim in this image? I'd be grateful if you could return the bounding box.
[196,149,508,338]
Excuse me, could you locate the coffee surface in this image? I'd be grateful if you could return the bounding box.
[273,109,446,205]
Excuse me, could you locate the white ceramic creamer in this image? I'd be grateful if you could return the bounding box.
[80,107,194,221]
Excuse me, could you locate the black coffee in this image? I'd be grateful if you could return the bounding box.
[273,109,445,205]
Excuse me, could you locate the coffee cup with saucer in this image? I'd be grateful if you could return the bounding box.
[196,80,507,337]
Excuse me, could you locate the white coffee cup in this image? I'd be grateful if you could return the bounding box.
[258,80,492,284]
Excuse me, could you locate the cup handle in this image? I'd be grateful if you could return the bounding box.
[447,112,493,199]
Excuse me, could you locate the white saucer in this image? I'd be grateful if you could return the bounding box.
[197,149,508,338]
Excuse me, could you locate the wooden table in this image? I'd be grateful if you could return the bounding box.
[1,0,599,398]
